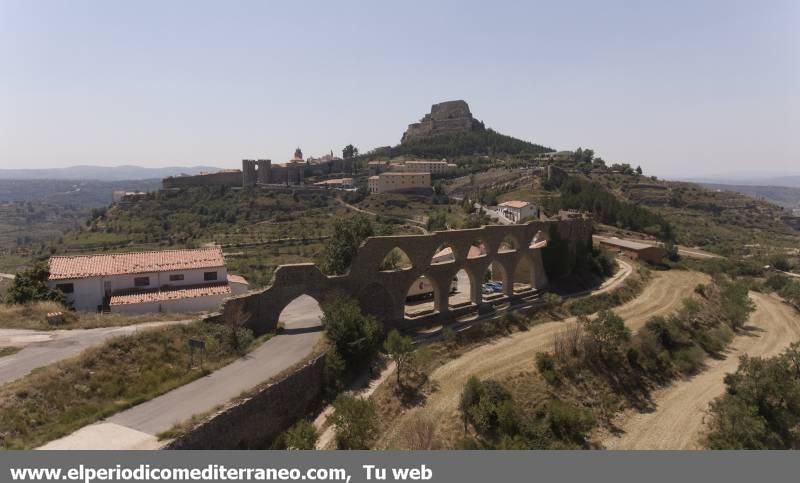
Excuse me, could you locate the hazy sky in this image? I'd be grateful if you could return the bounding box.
[1,0,798,178]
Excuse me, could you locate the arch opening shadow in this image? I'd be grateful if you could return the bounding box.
[449,268,475,309]
[379,247,414,271]
[404,275,440,319]
[498,235,518,253]
[277,294,324,332]
[530,230,548,249]
[513,257,535,294]
[467,240,488,259]
[431,243,457,265]
[486,262,509,299]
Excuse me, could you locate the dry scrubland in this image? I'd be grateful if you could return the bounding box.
[0,321,268,449]
[602,291,800,449]
[374,269,708,449]
[0,301,193,330]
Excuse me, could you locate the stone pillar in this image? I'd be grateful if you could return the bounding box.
[530,249,549,290]
[469,268,483,305]
[242,160,256,188]
[257,159,271,184]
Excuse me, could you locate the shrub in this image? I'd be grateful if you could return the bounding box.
[545,400,596,443]
[328,394,378,449]
[705,343,800,449]
[535,352,559,385]
[280,419,318,450]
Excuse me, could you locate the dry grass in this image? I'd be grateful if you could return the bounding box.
[0,346,22,358]
[0,321,271,449]
[0,302,195,330]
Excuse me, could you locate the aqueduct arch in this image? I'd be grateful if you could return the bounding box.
[220,219,592,334]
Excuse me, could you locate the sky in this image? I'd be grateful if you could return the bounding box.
[1,0,798,178]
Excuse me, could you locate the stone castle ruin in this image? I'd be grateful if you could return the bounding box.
[401,100,485,144]
[217,219,593,334]
[161,150,354,190]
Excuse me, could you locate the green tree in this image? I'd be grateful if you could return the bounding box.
[582,310,631,356]
[320,215,374,275]
[328,394,378,449]
[6,262,66,305]
[384,329,415,385]
[342,144,359,159]
[322,296,382,367]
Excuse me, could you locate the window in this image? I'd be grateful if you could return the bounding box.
[169,274,184,282]
[204,271,218,281]
[56,283,74,294]
[134,276,150,287]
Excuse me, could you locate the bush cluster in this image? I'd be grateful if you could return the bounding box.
[459,376,595,449]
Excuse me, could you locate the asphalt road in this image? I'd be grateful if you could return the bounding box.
[41,295,324,448]
[0,320,192,385]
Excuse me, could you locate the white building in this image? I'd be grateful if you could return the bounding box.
[497,201,538,223]
[368,172,431,194]
[47,247,246,314]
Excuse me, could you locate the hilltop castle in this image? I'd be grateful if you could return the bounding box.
[401,100,485,144]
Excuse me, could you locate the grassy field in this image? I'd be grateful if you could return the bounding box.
[0,301,194,330]
[0,321,271,449]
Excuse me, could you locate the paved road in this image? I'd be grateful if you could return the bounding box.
[41,295,324,449]
[0,320,192,385]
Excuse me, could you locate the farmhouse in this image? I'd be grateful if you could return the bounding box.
[599,238,667,264]
[47,247,244,313]
[497,200,538,223]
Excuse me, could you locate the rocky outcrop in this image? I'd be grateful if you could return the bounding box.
[401,100,484,144]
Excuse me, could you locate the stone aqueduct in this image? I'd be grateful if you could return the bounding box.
[219,219,593,333]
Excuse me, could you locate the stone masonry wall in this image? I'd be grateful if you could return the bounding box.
[220,219,593,336]
[164,352,326,450]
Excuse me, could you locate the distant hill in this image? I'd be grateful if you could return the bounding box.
[0,165,223,181]
[700,183,800,209]
[686,174,800,189]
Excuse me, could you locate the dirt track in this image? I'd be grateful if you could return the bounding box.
[377,269,708,448]
[602,291,800,449]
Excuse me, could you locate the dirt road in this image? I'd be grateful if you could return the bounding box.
[377,269,708,448]
[602,291,800,449]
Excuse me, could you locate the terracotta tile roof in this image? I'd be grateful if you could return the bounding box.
[48,247,225,280]
[109,282,231,306]
[499,200,531,209]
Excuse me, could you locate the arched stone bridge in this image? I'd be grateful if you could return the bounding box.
[220,219,593,333]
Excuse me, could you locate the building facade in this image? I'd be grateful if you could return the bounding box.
[497,201,538,223]
[47,247,245,313]
[599,238,667,264]
[368,172,431,194]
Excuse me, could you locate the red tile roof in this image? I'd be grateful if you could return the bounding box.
[499,200,531,209]
[48,247,225,280]
[109,282,231,306]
